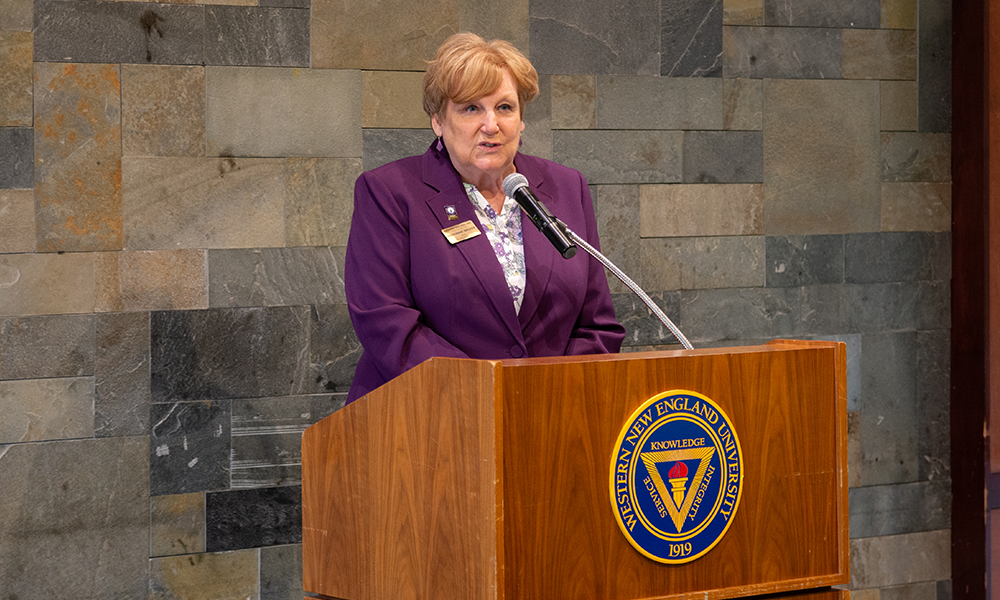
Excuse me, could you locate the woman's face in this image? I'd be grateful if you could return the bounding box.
[431,70,525,186]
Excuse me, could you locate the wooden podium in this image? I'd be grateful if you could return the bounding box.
[302,340,849,600]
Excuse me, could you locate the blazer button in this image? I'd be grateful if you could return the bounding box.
[510,346,525,358]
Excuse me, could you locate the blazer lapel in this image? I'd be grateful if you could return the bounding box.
[513,155,558,330]
[421,147,525,345]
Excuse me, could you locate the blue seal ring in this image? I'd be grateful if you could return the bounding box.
[609,390,743,564]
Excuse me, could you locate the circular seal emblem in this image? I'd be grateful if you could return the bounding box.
[609,390,743,564]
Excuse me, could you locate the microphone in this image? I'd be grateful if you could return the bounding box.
[502,173,577,259]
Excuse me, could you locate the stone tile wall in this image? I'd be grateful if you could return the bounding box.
[0,0,951,597]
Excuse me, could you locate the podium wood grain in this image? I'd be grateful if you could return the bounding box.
[302,340,849,600]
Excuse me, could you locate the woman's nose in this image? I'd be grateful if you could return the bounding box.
[481,111,500,133]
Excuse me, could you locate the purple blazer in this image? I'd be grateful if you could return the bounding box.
[344,142,625,402]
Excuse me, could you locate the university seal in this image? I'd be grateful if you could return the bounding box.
[609,390,743,564]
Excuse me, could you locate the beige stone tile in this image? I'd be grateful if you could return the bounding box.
[0,31,32,126]
[724,78,762,131]
[552,75,596,130]
[150,549,258,600]
[0,436,149,599]
[122,64,205,157]
[0,190,34,253]
[206,66,361,158]
[724,0,763,25]
[122,156,285,250]
[842,29,917,80]
[597,76,723,130]
[0,252,95,316]
[361,71,427,129]
[881,0,917,29]
[881,132,951,182]
[34,63,123,252]
[112,0,254,4]
[0,0,32,30]
[285,157,361,247]
[0,377,94,443]
[850,529,950,588]
[641,236,765,290]
[95,249,208,312]
[640,183,762,237]
[881,182,951,232]
[850,587,881,600]
[880,80,918,131]
[312,0,457,70]
[763,79,880,235]
[151,493,206,558]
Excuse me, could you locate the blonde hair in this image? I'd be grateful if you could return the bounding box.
[423,32,539,118]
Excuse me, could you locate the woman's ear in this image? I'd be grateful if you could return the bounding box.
[431,113,442,137]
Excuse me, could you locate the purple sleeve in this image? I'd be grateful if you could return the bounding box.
[345,170,470,386]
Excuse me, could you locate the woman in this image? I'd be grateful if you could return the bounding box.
[344,32,624,402]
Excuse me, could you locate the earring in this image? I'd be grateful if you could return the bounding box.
[518,138,523,148]
[436,137,443,151]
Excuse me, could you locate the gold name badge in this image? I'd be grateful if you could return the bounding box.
[441,220,481,245]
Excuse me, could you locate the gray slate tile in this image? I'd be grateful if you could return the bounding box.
[362,129,435,172]
[0,128,32,189]
[208,247,346,308]
[845,232,951,283]
[918,0,951,133]
[682,131,762,183]
[553,130,683,184]
[34,0,205,64]
[724,26,842,79]
[765,235,845,287]
[151,400,232,495]
[661,0,723,77]
[849,480,951,537]
[95,311,151,438]
[150,306,312,402]
[0,314,95,380]
[204,6,309,67]
[309,304,361,394]
[206,486,301,551]
[529,0,661,75]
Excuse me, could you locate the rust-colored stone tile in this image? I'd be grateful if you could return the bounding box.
[552,75,596,130]
[0,190,35,253]
[0,31,33,127]
[361,71,427,129]
[96,249,208,311]
[842,29,917,80]
[34,63,123,252]
[122,64,205,157]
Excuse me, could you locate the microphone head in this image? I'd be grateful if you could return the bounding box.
[502,173,529,198]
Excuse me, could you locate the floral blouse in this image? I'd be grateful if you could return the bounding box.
[463,183,526,314]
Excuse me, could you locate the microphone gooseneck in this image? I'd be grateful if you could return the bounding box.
[501,173,693,350]
[503,173,577,259]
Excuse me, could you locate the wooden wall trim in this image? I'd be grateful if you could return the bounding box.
[951,0,989,597]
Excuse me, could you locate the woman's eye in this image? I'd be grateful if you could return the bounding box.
[463,105,478,113]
